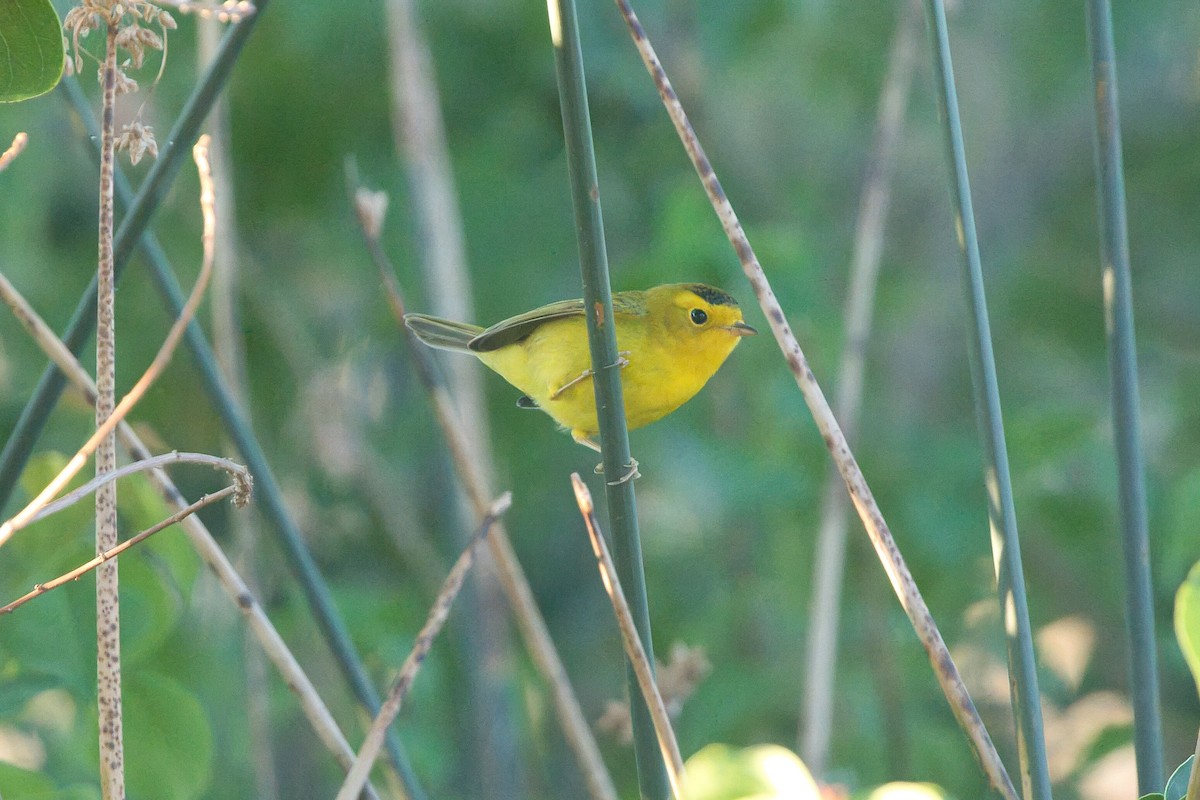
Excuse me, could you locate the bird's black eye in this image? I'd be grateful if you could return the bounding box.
[690,308,708,325]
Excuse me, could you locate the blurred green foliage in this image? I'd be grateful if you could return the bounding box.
[0,1,1198,798]
[0,0,64,103]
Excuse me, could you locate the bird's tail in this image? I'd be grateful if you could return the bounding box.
[404,313,484,353]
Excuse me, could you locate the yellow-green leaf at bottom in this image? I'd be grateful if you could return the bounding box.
[684,744,821,800]
[1174,561,1200,697]
[866,782,947,800]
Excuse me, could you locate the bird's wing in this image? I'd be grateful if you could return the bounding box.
[468,299,586,352]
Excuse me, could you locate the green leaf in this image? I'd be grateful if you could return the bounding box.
[0,0,65,102]
[123,672,214,800]
[1138,794,1166,800]
[1175,561,1200,697]
[1164,755,1194,800]
[684,744,821,800]
[0,762,56,797]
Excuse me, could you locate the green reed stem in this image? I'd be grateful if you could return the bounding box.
[546,0,669,796]
[922,3,1052,798]
[1085,1,1163,791]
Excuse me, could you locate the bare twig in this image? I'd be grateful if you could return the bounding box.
[0,132,29,173]
[611,4,1017,798]
[0,134,218,549]
[29,451,250,524]
[335,493,512,800]
[0,261,381,800]
[570,474,686,799]
[1,485,237,614]
[353,184,619,800]
[800,1,921,775]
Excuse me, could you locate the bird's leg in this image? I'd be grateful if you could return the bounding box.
[550,352,629,400]
[550,369,594,400]
[572,431,602,452]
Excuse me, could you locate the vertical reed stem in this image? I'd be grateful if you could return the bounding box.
[546,0,668,795]
[921,2,1051,797]
[1085,1,1163,790]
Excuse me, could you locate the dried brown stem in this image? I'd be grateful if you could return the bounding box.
[353,185,619,800]
[0,132,29,173]
[334,493,512,800]
[612,4,1017,798]
[570,474,686,799]
[1,485,237,614]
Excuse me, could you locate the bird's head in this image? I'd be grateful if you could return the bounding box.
[649,283,758,343]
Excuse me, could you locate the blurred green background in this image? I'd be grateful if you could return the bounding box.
[1,1,1199,798]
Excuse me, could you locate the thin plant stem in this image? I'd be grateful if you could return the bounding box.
[52,72,425,798]
[921,3,1053,797]
[334,493,512,800]
[1084,0,1163,790]
[0,135,217,549]
[611,3,1017,797]
[571,474,687,799]
[0,262,382,800]
[547,0,667,796]
[799,1,920,775]
[1,485,239,615]
[95,18,124,797]
[0,132,29,172]
[353,187,619,800]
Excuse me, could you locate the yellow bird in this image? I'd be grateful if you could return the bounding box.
[404,283,756,450]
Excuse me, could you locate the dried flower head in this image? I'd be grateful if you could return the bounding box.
[63,1,174,92]
[116,120,158,165]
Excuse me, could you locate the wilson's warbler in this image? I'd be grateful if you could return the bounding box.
[404,283,756,450]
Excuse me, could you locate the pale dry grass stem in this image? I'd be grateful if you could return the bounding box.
[334,493,512,800]
[0,133,29,173]
[352,182,619,800]
[571,474,687,800]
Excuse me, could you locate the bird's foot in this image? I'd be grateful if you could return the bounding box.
[605,351,631,370]
[606,458,640,485]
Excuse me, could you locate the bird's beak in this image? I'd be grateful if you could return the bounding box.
[724,320,758,337]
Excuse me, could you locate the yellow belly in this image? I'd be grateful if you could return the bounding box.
[475,317,707,438]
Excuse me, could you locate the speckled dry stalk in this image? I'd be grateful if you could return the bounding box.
[95,17,125,799]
